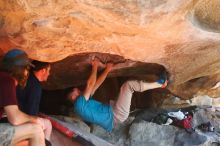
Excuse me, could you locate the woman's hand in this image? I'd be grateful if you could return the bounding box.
[91,58,100,67]
[106,63,114,72]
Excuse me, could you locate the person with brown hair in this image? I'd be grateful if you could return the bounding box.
[16,60,52,145]
[17,61,51,116]
[0,49,45,146]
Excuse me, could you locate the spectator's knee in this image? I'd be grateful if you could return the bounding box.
[31,124,44,137]
[44,119,52,130]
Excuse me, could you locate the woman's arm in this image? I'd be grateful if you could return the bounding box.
[91,63,113,96]
[82,60,99,100]
[4,105,38,125]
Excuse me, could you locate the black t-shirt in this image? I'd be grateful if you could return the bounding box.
[16,73,42,115]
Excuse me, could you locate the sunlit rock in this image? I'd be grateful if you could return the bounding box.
[1,0,220,98]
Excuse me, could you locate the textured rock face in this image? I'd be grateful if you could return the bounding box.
[1,0,220,98]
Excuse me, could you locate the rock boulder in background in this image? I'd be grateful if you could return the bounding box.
[1,0,220,98]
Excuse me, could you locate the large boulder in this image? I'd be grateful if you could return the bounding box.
[1,0,220,98]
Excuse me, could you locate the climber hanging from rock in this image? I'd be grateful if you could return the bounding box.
[68,58,168,132]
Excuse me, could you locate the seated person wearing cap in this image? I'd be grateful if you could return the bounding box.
[0,49,49,146]
[68,59,168,132]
